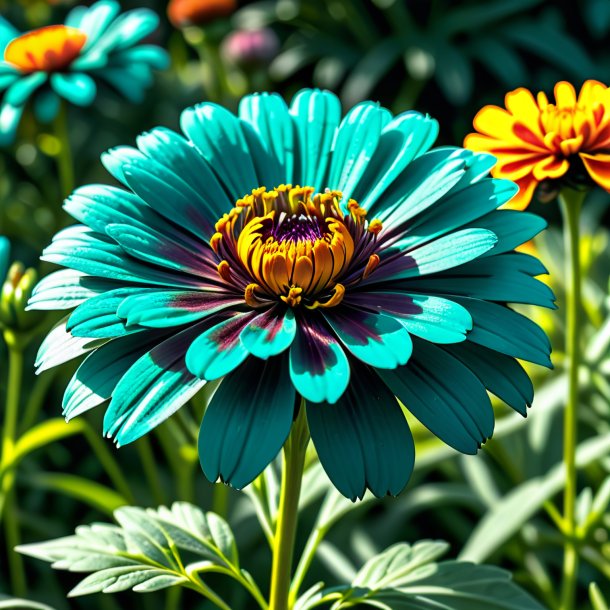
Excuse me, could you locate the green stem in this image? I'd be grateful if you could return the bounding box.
[289,528,324,607]
[212,483,229,519]
[1,345,26,595]
[53,101,75,202]
[19,367,58,434]
[269,406,309,610]
[136,437,166,506]
[559,188,586,610]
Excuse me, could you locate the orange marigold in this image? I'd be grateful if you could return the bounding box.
[464,80,610,209]
[168,0,237,28]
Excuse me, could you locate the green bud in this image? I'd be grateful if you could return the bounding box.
[0,261,44,332]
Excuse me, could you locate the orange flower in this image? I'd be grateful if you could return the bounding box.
[168,0,237,28]
[464,81,610,209]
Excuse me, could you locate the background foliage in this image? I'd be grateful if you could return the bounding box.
[1,0,610,608]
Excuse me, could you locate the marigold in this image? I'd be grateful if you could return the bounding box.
[464,80,610,208]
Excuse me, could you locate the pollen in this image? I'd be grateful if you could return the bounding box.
[5,25,87,73]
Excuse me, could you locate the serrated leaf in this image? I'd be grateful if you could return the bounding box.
[17,502,241,598]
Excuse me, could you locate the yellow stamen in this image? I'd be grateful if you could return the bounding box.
[363,254,380,279]
[306,284,346,309]
[217,260,231,282]
[368,219,383,235]
[281,286,303,307]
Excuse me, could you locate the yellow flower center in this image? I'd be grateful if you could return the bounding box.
[212,185,381,309]
[4,25,87,73]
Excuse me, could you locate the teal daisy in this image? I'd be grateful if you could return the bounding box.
[30,89,554,500]
[0,0,169,145]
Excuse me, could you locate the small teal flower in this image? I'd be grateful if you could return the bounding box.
[30,90,554,500]
[0,0,169,144]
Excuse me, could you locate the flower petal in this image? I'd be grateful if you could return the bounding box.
[185,312,257,381]
[103,324,206,445]
[289,315,350,404]
[323,308,412,369]
[51,73,97,106]
[377,339,494,454]
[240,307,296,359]
[199,356,295,489]
[307,362,414,500]
[289,88,341,189]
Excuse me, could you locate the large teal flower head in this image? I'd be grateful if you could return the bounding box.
[30,89,554,500]
[0,0,169,144]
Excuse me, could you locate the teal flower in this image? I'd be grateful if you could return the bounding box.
[0,0,169,144]
[30,90,554,500]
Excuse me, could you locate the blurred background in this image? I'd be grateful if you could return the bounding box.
[2,1,610,609]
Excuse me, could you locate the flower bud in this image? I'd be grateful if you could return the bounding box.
[0,262,43,332]
[168,0,237,28]
[221,27,280,69]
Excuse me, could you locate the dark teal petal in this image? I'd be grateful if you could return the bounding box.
[327,102,389,201]
[180,102,259,200]
[51,73,97,106]
[476,210,547,256]
[199,356,295,489]
[324,309,412,369]
[355,111,439,210]
[33,89,60,124]
[452,297,552,367]
[289,89,341,189]
[289,316,350,404]
[63,332,159,420]
[0,18,20,53]
[185,312,256,381]
[240,307,296,359]
[239,92,294,185]
[0,102,23,145]
[398,252,556,308]
[307,363,414,500]
[103,324,205,446]
[377,339,493,454]
[444,342,533,416]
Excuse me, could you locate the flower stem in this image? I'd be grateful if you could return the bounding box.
[558,188,586,610]
[269,405,309,610]
[1,343,26,596]
[53,101,75,202]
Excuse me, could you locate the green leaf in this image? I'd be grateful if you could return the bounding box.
[0,597,57,610]
[433,43,473,105]
[307,541,546,610]
[460,432,610,563]
[24,472,128,516]
[17,502,248,601]
[590,582,610,610]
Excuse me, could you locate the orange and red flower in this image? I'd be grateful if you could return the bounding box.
[465,80,610,209]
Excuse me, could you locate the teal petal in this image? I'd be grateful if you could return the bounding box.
[476,210,547,256]
[289,89,341,189]
[289,317,350,404]
[63,332,157,421]
[5,72,46,106]
[100,146,145,184]
[324,309,412,369]
[378,339,494,454]
[117,290,242,328]
[355,111,439,210]
[67,286,143,338]
[97,66,149,103]
[239,92,294,185]
[103,324,205,445]
[180,103,259,200]
[240,307,296,359]
[394,293,472,344]
[77,0,121,49]
[402,252,556,308]
[393,178,517,251]
[64,5,88,28]
[0,72,20,91]
[185,312,255,381]
[383,228,498,282]
[33,89,60,124]
[0,102,23,145]
[444,342,533,416]
[307,363,414,500]
[35,317,105,374]
[51,73,97,106]
[0,17,19,54]
[452,297,552,367]
[27,269,111,311]
[368,147,467,222]
[111,45,169,70]
[0,236,10,280]
[327,102,390,201]
[199,356,295,489]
